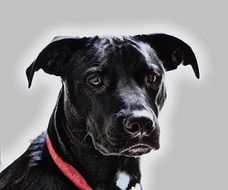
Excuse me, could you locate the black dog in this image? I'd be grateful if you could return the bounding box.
[0,34,199,190]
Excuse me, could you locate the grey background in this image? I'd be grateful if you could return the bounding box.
[0,0,227,189]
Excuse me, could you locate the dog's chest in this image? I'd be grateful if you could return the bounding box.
[115,171,142,190]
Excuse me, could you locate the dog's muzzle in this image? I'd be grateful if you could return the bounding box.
[116,109,160,156]
[88,108,160,157]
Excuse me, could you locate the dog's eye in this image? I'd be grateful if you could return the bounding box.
[146,74,157,85]
[87,76,103,87]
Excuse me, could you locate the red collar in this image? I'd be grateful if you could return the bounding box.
[46,135,93,190]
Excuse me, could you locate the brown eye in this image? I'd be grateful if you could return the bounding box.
[87,76,103,87]
[146,74,157,85]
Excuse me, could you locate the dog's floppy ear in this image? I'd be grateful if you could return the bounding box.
[134,34,200,79]
[26,36,88,88]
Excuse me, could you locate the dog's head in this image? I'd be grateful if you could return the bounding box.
[26,34,199,157]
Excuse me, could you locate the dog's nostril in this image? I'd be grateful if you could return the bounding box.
[143,121,155,136]
[123,118,141,135]
[127,122,140,134]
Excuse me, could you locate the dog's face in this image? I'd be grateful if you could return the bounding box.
[26,34,199,157]
[65,37,166,156]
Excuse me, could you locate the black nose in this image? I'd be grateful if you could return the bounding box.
[123,116,155,137]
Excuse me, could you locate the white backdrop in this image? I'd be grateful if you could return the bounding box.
[0,1,227,189]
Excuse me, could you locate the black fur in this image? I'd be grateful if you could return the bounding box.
[0,34,199,190]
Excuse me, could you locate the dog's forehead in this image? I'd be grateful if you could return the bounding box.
[88,35,161,69]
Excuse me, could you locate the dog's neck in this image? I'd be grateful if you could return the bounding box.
[47,89,142,190]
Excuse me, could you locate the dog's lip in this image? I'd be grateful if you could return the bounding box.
[129,144,152,151]
[120,143,153,156]
[89,131,160,156]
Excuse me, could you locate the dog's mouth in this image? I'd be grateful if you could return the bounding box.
[88,121,160,157]
[92,138,159,157]
[120,144,157,156]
